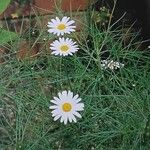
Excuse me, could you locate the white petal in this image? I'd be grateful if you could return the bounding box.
[62,90,68,97]
[54,115,61,121]
[67,90,73,99]
[51,51,59,55]
[50,19,57,24]
[68,115,73,123]
[52,113,56,117]
[51,100,59,105]
[74,98,81,103]
[58,92,64,100]
[70,114,77,123]
[60,116,64,123]
[49,105,58,109]
[57,32,61,36]
[73,94,79,100]
[48,29,55,33]
[50,47,57,50]
[59,37,64,42]
[62,16,70,23]
[51,109,59,114]
[60,32,65,36]
[64,115,68,125]
[52,110,61,117]
[66,20,75,26]
[56,17,61,22]
[68,52,73,56]
[62,53,65,56]
[74,103,84,111]
[67,25,76,29]
[73,111,82,118]
[51,41,58,46]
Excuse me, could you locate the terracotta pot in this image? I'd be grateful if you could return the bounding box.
[34,0,91,14]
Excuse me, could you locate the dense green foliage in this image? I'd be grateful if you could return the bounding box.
[0,7,150,150]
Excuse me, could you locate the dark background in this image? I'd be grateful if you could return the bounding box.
[94,0,150,47]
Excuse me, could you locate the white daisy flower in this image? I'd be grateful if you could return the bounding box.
[50,37,79,56]
[49,90,84,125]
[101,59,124,70]
[47,16,76,36]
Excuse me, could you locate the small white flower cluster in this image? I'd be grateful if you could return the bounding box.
[47,16,79,56]
[101,59,124,70]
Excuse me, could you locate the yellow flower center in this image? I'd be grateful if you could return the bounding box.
[60,45,69,52]
[62,103,72,112]
[57,24,66,30]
